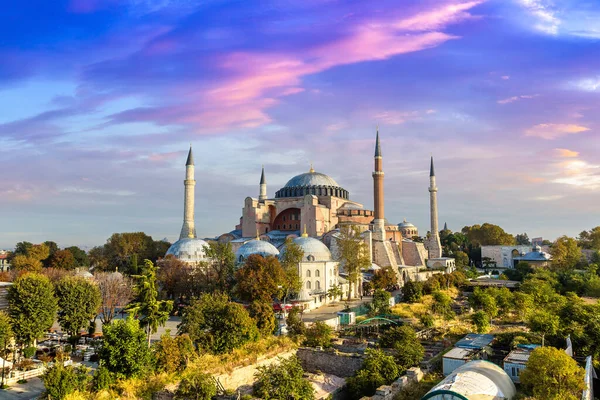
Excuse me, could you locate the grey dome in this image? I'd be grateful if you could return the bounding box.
[284,236,332,262]
[166,237,209,263]
[398,219,416,228]
[275,170,348,199]
[284,172,340,188]
[236,239,280,263]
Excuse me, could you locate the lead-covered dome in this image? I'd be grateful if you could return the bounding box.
[166,238,209,263]
[236,239,280,264]
[275,169,348,199]
[282,236,332,262]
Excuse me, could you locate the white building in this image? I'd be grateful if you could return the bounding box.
[0,251,10,272]
[503,346,538,383]
[480,245,532,269]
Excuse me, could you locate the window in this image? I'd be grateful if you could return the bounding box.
[306,270,311,277]
[511,367,516,377]
[307,255,315,262]
[239,255,244,263]
[316,281,321,290]
[315,270,320,277]
[283,216,286,221]
[306,281,311,289]
[283,224,286,229]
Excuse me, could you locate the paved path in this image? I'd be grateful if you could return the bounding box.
[301,297,371,323]
[0,377,45,400]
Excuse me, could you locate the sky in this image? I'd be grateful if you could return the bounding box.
[1,0,599,249]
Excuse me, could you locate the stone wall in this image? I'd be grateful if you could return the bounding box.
[297,347,364,377]
[359,367,425,400]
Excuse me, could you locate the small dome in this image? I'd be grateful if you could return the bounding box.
[285,236,332,262]
[75,268,94,279]
[398,219,416,228]
[236,239,280,263]
[166,237,209,263]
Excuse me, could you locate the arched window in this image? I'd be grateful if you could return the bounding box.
[307,255,315,262]
[239,255,244,263]
[315,269,320,277]
[316,281,321,290]
[306,270,311,277]
[306,281,311,289]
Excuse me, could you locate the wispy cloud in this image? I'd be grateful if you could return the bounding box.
[554,148,579,158]
[525,123,590,140]
[518,0,561,35]
[497,94,539,104]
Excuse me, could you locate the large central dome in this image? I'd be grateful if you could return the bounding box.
[275,169,348,199]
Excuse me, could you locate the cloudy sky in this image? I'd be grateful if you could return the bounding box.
[1,0,599,249]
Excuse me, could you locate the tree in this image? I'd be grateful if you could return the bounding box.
[88,246,109,271]
[346,349,399,399]
[462,223,515,246]
[578,226,600,250]
[335,225,371,299]
[98,317,151,379]
[10,254,43,272]
[55,276,101,337]
[520,346,585,400]
[13,242,33,257]
[453,251,470,269]
[248,301,276,336]
[253,355,314,400]
[327,284,343,302]
[126,260,173,345]
[303,321,333,348]
[469,288,498,320]
[103,232,157,272]
[42,363,90,400]
[378,326,424,372]
[157,255,199,301]
[279,238,304,300]
[0,311,13,386]
[471,311,490,333]
[178,292,259,354]
[286,307,306,337]
[153,332,195,374]
[65,246,89,267]
[203,241,236,292]
[8,273,58,347]
[234,254,286,303]
[94,271,133,325]
[431,291,453,319]
[515,233,531,245]
[371,266,398,291]
[369,289,391,316]
[176,371,217,400]
[527,310,559,347]
[402,280,423,303]
[550,236,582,271]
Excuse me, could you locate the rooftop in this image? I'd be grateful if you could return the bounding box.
[504,348,535,365]
[444,347,477,360]
[455,334,495,350]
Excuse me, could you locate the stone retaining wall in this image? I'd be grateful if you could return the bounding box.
[297,347,364,378]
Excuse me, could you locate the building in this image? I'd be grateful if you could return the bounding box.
[398,219,418,238]
[503,345,539,383]
[0,282,12,311]
[442,334,495,375]
[422,360,517,400]
[481,245,533,269]
[512,245,552,268]
[0,251,10,272]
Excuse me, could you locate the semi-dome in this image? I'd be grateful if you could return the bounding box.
[236,239,280,263]
[275,168,349,199]
[283,236,332,262]
[166,237,209,263]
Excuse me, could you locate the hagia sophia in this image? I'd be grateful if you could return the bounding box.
[166,130,455,309]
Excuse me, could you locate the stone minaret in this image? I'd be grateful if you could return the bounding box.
[179,146,197,240]
[428,156,442,258]
[372,128,385,241]
[259,165,267,202]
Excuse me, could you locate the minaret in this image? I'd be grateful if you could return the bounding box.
[259,165,267,202]
[428,156,442,258]
[372,128,385,240]
[179,145,197,240]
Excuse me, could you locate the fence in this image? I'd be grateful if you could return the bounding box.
[4,359,72,386]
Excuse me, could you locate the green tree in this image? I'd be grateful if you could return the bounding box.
[13,241,33,257]
[126,260,173,345]
[176,371,217,400]
[371,266,398,291]
[47,249,77,270]
[550,236,582,271]
[203,241,236,292]
[65,246,89,267]
[453,251,470,269]
[248,301,276,336]
[327,284,343,302]
[431,291,454,319]
[462,223,515,247]
[369,289,391,316]
[253,355,314,400]
[153,331,195,374]
[98,317,151,379]
[55,276,101,337]
[346,349,399,399]
[42,363,91,400]
[104,232,156,271]
[471,311,490,333]
[527,310,559,347]
[279,238,304,300]
[515,233,531,245]
[335,225,371,299]
[378,326,424,372]
[11,254,42,272]
[520,346,585,400]
[469,288,498,320]
[178,292,259,354]
[303,321,333,348]
[8,273,58,347]
[512,292,533,321]
[234,254,286,303]
[0,311,13,386]
[88,246,109,271]
[286,307,306,337]
[402,280,423,303]
[578,226,600,250]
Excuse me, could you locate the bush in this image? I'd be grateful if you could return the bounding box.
[419,314,434,328]
[175,371,216,400]
[402,281,423,303]
[153,332,196,374]
[378,326,424,372]
[23,346,36,358]
[42,364,91,400]
[286,307,306,337]
[346,349,399,399]
[303,322,333,348]
[248,301,276,336]
[471,311,490,333]
[92,365,113,391]
[253,356,314,400]
[98,317,151,379]
[369,289,391,316]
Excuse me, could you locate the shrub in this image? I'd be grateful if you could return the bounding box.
[369,289,391,316]
[175,371,216,400]
[303,322,333,348]
[42,364,91,400]
[419,314,434,328]
[92,365,113,391]
[471,311,490,333]
[378,326,424,372]
[286,307,306,337]
[153,331,195,374]
[403,281,423,303]
[98,317,151,379]
[253,356,314,400]
[346,349,399,399]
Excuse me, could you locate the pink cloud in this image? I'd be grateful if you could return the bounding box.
[525,123,590,140]
[554,148,579,158]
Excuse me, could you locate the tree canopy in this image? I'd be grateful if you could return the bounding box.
[234,254,286,303]
[253,356,315,400]
[335,225,371,299]
[550,236,582,271]
[461,223,515,246]
[55,276,102,337]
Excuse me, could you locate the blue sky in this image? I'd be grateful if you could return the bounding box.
[1,0,599,248]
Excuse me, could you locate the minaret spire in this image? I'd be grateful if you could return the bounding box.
[259,165,267,202]
[372,127,385,241]
[179,145,197,239]
[427,156,442,259]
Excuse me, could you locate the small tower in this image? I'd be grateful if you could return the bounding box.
[259,165,267,202]
[372,128,385,240]
[427,156,442,259]
[179,145,197,240]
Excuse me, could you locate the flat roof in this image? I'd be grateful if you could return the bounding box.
[444,347,476,360]
[456,334,495,350]
[504,349,533,364]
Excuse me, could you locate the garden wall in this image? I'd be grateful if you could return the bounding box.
[296,347,364,378]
